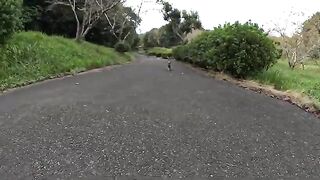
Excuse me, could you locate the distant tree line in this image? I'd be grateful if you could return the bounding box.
[143,0,203,48]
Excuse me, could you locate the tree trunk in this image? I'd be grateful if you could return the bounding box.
[289,62,295,69]
[76,26,83,42]
[81,26,92,40]
[75,25,86,42]
[72,4,82,42]
[75,27,82,42]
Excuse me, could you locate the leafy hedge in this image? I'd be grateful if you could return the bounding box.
[146,47,173,59]
[173,22,281,78]
[114,41,131,53]
[0,0,22,44]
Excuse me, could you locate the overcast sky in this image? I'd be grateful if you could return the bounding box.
[126,0,320,35]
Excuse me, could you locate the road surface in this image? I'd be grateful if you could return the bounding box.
[0,55,319,179]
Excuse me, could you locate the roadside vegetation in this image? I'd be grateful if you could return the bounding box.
[146,47,173,59]
[0,32,131,90]
[172,22,281,78]
[143,0,203,49]
[170,20,320,108]
[253,60,320,105]
[0,0,144,91]
[143,0,320,112]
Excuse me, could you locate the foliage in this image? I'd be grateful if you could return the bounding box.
[22,0,139,48]
[0,0,23,44]
[172,45,191,62]
[0,31,131,90]
[309,45,320,59]
[143,1,203,48]
[302,12,320,46]
[146,47,173,59]
[253,60,320,106]
[274,12,320,68]
[45,0,123,41]
[143,28,160,48]
[114,41,131,53]
[23,0,80,37]
[104,5,141,43]
[173,22,281,78]
[160,1,202,42]
[131,35,140,50]
[158,24,182,47]
[302,12,320,60]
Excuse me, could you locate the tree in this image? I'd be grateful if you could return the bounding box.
[180,11,202,35]
[272,11,320,69]
[302,12,320,60]
[104,2,142,43]
[23,0,140,48]
[156,0,202,46]
[86,2,141,48]
[0,0,22,44]
[143,28,160,48]
[273,12,308,69]
[23,0,77,37]
[158,24,180,47]
[48,0,124,41]
[161,1,183,41]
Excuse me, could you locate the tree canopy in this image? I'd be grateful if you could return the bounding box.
[0,0,23,44]
[22,0,141,48]
[143,0,203,48]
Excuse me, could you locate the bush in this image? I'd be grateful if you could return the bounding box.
[309,45,320,59]
[114,41,131,53]
[0,0,22,44]
[173,45,191,62]
[146,47,173,59]
[173,22,281,78]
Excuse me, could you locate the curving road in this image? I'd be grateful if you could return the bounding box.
[0,55,319,179]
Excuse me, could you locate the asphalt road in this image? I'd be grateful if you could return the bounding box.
[0,55,319,179]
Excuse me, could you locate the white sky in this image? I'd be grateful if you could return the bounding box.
[126,0,320,35]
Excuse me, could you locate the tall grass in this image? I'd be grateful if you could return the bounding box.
[0,31,131,90]
[253,60,320,104]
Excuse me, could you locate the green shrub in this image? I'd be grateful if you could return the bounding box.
[0,0,22,44]
[115,41,131,53]
[173,45,192,62]
[146,47,173,59]
[309,45,320,59]
[173,22,281,77]
[161,53,170,59]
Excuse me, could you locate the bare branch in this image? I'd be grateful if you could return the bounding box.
[48,0,126,41]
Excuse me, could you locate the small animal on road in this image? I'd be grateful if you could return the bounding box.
[167,59,172,71]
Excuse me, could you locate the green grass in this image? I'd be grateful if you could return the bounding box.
[252,60,320,105]
[0,31,132,91]
[146,47,173,58]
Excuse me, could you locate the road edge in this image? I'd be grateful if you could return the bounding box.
[175,60,320,119]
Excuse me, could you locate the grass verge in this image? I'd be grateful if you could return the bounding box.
[0,31,132,91]
[252,60,320,108]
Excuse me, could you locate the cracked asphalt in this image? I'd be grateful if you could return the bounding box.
[0,55,320,179]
